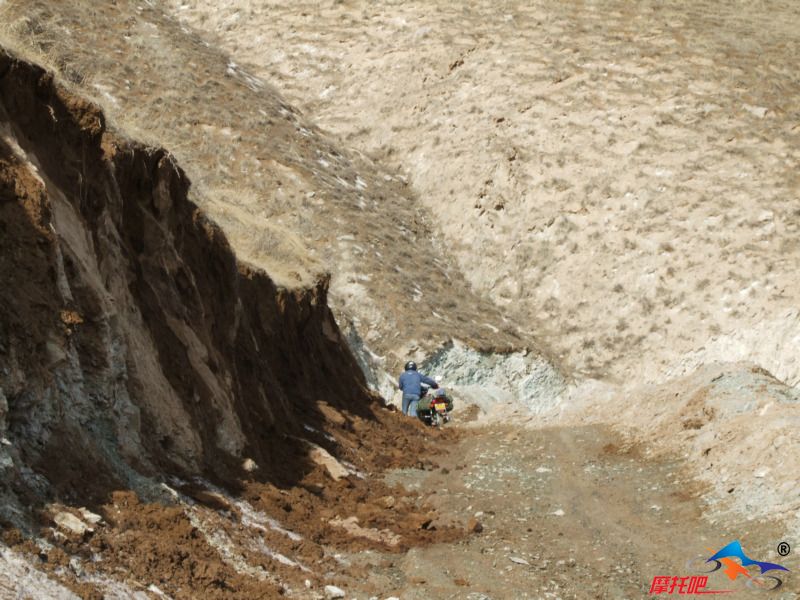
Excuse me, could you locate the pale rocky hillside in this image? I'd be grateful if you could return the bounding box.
[164,0,800,385]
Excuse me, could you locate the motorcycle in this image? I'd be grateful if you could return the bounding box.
[416,386,453,427]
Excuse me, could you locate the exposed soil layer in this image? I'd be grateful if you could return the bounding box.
[2,407,464,598]
[0,47,466,597]
[0,44,364,498]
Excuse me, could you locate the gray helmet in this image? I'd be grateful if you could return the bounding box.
[404,361,417,371]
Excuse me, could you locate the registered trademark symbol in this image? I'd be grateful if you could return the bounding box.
[777,542,791,557]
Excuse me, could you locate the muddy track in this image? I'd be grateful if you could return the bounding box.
[354,424,796,599]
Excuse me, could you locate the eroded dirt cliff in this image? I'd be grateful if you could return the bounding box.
[0,48,461,597]
[0,44,370,488]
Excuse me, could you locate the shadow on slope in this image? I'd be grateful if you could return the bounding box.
[0,45,385,514]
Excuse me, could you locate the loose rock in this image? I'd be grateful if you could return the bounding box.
[309,444,350,481]
[467,517,484,533]
[53,512,91,536]
[78,508,103,525]
[324,585,346,599]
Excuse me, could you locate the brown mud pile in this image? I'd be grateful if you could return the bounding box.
[3,411,462,598]
[0,47,464,597]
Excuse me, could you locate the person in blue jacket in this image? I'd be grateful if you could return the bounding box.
[398,361,438,417]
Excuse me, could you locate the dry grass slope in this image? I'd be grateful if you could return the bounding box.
[162,0,800,386]
[0,0,543,378]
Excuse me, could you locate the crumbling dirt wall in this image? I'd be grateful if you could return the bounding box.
[0,47,373,518]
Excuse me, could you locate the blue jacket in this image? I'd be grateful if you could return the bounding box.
[398,370,438,397]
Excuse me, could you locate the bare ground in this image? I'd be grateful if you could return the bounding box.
[356,424,797,599]
[5,420,795,599]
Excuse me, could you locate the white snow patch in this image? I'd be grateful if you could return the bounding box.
[237,499,303,542]
[85,574,157,599]
[0,545,80,599]
[249,535,310,572]
[303,423,336,443]
[319,85,337,99]
[186,508,274,582]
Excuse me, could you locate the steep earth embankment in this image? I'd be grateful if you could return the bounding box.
[0,48,463,598]
[0,44,365,494]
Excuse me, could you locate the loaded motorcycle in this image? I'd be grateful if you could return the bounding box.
[416,385,453,427]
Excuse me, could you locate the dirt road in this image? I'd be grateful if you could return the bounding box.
[349,424,796,599]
